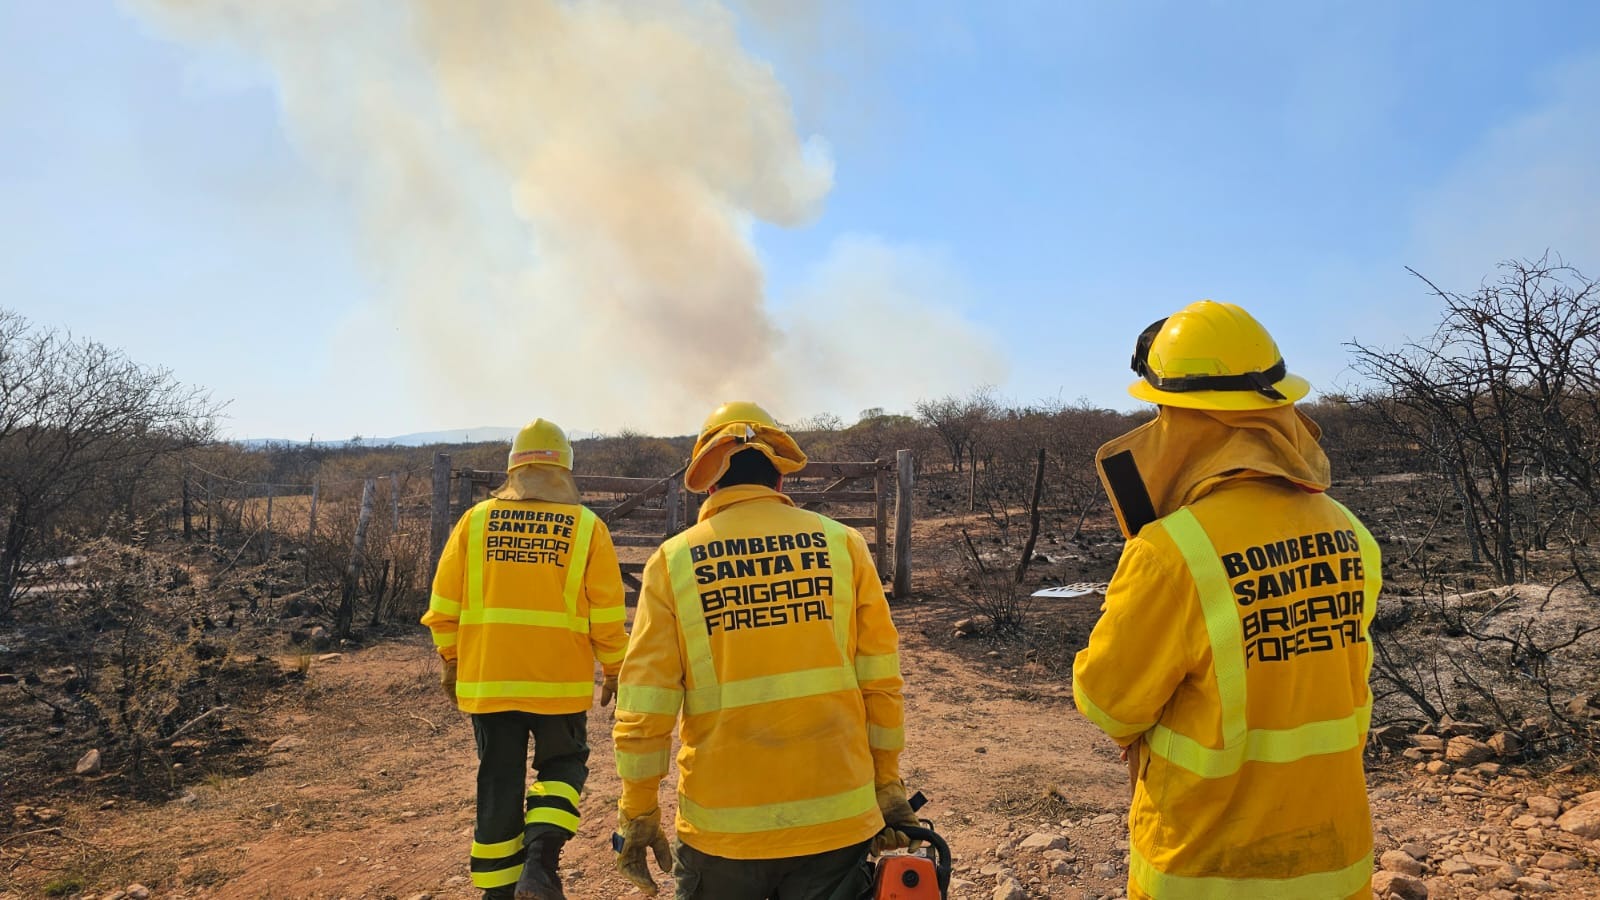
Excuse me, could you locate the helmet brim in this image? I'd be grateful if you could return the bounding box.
[685,423,807,493]
[1127,372,1311,410]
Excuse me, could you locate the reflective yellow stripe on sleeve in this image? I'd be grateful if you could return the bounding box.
[678,782,877,834]
[596,646,626,665]
[616,747,672,780]
[617,684,684,716]
[855,653,899,682]
[1073,674,1153,740]
[868,724,905,750]
[429,593,461,617]
[431,631,458,648]
[1130,846,1373,900]
[590,604,627,624]
[465,503,491,610]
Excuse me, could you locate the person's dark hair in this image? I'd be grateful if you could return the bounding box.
[716,448,781,489]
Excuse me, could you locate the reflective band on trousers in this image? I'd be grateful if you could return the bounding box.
[463,503,596,632]
[1146,505,1380,779]
[471,864,522,889]
[470,832,526,890]
[662,514,858,716]
[1131,847,1374,900]
[525,780,582,834]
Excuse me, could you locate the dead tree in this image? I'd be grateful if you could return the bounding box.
[0,310,217,617]
[1350,255,1600,585]
[335,477,377,638]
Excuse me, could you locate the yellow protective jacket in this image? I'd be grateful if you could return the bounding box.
[613,485,904,860]
[421,498,628,715]
[1074,406,1380,900]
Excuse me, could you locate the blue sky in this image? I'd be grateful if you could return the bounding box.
[3,1,1598,440]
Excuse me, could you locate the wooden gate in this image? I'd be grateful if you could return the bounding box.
[429,452,915,598]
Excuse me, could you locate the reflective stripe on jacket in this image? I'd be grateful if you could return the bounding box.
[1074,479,1380,900]
[613,484,904,860]
[422,498,628,715]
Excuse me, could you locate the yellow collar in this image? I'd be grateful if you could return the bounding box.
[697,484,795,522]
[1095,404,1331,538]
[491,464,580,504]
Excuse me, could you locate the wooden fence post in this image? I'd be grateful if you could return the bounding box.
[873,459,889,577]
[664,478,682,537]
[893,449,914,598]
[264,485,274,561]
[430,453,452,573]
[206,475,217,544]
[390,470,401,529]
[457,467,474,518]
[336,477,376,638]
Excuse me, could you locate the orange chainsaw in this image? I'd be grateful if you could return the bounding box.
[867,791,951,900]
[869,824,951,900]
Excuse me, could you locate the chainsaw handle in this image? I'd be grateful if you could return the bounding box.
[889,825,951,894]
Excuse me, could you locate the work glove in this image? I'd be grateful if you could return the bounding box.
[870,780,921,855]
[599,673,619,707]
[439,658,457,703]
[1122,735,1144,799]
[615,807,675,895]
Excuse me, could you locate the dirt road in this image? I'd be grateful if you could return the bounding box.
[7,595,1600,898]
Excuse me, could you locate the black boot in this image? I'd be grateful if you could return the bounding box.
[514,832,567,900]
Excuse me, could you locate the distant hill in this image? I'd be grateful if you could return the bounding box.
[236,426,602,448]
[382,426,520,446]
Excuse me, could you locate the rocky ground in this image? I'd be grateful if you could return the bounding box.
[5,599,1600,899]
[5,494,1600,899]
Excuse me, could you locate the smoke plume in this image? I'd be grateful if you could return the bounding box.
[127,0,1004,433]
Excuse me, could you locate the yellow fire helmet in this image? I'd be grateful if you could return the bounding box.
[507,418,574,472]
[684,401,808,494]
[1127,300,1311,411]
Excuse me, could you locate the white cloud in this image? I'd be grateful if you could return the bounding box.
[763,235,1008,422]
[1410,53,1600,286]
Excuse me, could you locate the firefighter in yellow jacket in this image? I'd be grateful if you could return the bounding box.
[611,402,916,899]
[1073,301,1381,899]
[422,419,628,900]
